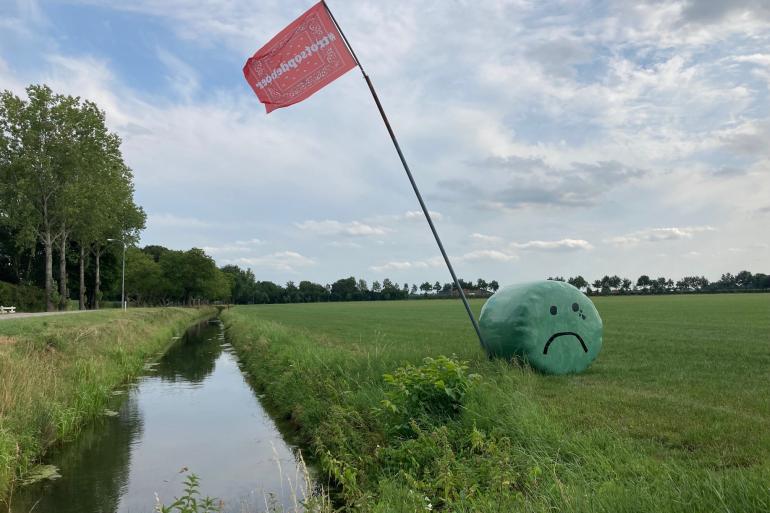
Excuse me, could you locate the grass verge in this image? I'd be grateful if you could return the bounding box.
[0,307,216,501]
[222,296,770,512]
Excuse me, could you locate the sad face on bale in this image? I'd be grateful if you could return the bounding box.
[479,280,603,375]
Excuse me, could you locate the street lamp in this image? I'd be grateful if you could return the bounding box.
[107,238,127,311]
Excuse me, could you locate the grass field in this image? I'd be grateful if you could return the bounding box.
[222,294,770,512]
[0,307,216,502]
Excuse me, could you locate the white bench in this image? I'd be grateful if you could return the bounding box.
[0,306,16,314]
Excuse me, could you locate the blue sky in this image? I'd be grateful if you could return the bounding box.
[1,0,769,287]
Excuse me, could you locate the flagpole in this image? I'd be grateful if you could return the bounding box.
[322,1,487,350]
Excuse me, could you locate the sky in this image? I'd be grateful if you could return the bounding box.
[1,0,769,288]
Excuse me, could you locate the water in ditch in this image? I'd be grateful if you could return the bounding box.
[11,320,313,513]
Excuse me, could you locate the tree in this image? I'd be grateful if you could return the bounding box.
[357,279,368,292]
[331,276,357,301]
[752,273,770,289]
[299,280,328,302]
[568,276,587,290]
[620,278,632,293]
[735,270,753,288]
[433,281,441,293]
[636,275,652,291]
[0,86,74,310]
[476,278,488,290]
[410,283,417,295]
[718,273,736,289]
[70,101,137,310]
[419,281,432,295]
[159,248,220,304]
[372,280,382,293]
[488,280,499,292]
[221,265,257,304]
[124,247,164,305]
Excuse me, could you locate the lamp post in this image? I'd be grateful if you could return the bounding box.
[107,238,127,311]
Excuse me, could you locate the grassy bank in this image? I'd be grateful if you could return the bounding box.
[222,295,770,512]
[0,307,216,499]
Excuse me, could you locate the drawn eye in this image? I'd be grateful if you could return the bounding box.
[572,302,579,312]
[550,305,557,315]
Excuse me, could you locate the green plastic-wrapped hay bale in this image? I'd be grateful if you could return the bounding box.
[479,280,603,375]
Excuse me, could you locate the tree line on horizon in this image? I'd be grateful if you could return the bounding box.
[0,84,144,311]
[3,235,768,309]
[124,245,501,305]
[548,272,770,295]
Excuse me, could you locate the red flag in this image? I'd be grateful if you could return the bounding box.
[243,1,357,113]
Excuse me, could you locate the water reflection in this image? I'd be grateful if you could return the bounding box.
[155,322,223,383]
[12,320,311,513]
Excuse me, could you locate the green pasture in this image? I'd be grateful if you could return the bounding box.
[223,294,770,512]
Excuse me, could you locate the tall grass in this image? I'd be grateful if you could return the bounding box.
[0,307,216,502]
[222,296,770,512]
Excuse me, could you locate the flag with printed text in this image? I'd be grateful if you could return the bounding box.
[243,1,357,113]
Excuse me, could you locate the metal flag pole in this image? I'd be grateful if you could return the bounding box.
[322,1,487,350]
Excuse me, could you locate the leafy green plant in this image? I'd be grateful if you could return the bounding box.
[155,473,221,513]
[381,355,480,423]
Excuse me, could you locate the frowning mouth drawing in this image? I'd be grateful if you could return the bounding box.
[543,332,588,354]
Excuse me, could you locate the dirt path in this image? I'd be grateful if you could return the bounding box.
[0,309,101,321]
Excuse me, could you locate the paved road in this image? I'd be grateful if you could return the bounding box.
[0,309,100,321]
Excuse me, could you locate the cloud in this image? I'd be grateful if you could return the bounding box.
[607,226,716,247]
[325,240,362,249]
[370,257,442,273]
[716,120,770,158]
[370,248,518,272]
[734,54,770,66]
[511,239,593,251]
[440,158,646,210]
[295,220,391,237]
[470,233,503,244]
[234,238,262,245]
[402,210,443,222]
[456,250,517,263]
[200,238,263,255]
[679,0,770,25]
[149,213,215,229]
[4,0,769,285]
[156,47,200,101]
[231,251,315,272]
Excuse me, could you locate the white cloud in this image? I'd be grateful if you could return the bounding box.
[231,251,315,272]
[456,250,518,263]
[470,233,503,244]
[156,47,200,101]
[511,239,593,251]
[734,54,770,66]
[201,238,263,255]
[607,226,716,247]
[234,238,263,245]
[149,213,215,229]
[370,256,443,273]
[403,210,443,221]
[295,220,391,237]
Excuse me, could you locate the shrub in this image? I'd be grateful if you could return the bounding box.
[381,355,480,426]
[0,281,46,312]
